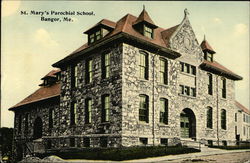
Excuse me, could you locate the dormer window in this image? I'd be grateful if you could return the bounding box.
[204,52,213,62]
[144,25,153,39]
[89,29,102,44]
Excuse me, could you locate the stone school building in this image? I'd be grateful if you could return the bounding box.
[9,8,250,160]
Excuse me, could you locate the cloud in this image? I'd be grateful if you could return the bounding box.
[2,0,21,17]
[212,17,222,24]
[234,23,248,36]
[34,28,59,47]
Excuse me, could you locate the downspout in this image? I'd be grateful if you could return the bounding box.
[152,49,160,146]
[216,74,219,146]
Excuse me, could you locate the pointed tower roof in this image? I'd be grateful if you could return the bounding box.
[200,36,216,54]
[133,7,158,28]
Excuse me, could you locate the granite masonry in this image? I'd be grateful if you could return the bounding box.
[9,8,249,161]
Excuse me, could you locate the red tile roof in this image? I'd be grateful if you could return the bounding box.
[84,19,116,34]
[133,9,158,28]
[200,60,243,80]
[41,69,61,79]
[200,40,215,54]
[53,10,181,66]
[235,101,250,114]
[9,83,60,110]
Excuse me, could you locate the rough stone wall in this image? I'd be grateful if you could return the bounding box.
[58,43,123,148]
[121,16,237,146]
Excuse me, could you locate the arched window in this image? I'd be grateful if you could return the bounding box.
[159,98,168,124]
[221,109,227,130]
[206,107,213,128]
[139,94,149,123]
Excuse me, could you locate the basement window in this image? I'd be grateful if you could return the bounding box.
[139,138,148,145]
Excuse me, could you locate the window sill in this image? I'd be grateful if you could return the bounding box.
[159,123,169,127]
[100,122,110,125]
[178,93,196,99]
[158,83,169,87]
[139,121,149,125]
[206,128,213,131]
[180,72,196,77]
[139,79,149,82]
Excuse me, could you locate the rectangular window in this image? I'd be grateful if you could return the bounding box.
[70,102,77,125]
[86,59,93,84]
[191,88,196,97]
[89,29,102,44]
[221,109,227,130]
[100,137,108,147]
[207,53,213,62]
[160,138,168,146]
[139,138,148,145]
[235,113,237,122]
[191,66,196,75]
[139,95,149,123]
[83,138,90,147]
[208,140,213,146]
[102,53,110,79]
[71,65,78,88]
[24,114,29,133]
[144,25,153,38]
[139,52,148,80]
[159,59,168,84]
[222,78,226,98]
[184,86,190,96]
[85,98,92,124]
[207,107,213,129]
[96,30,101,40]
[18,115,22,134]
[102,95,110,122]
[49,109,54,128]
[159,98,168,124]
[208,74,213,95]
[70,138,75,147]
[90,34,95,43]
[180,62,196,75]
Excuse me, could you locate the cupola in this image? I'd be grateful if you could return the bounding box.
[200,36,216,62]
[133,6,158,39]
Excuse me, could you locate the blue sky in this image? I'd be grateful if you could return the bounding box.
[1,1,249,127]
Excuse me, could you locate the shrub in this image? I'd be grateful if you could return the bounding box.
[38,146,200,161]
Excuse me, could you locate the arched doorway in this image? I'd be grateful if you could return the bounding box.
[33,117,43,139]
[180,108,196,139]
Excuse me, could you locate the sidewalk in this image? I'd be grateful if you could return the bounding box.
[65,147,250,163]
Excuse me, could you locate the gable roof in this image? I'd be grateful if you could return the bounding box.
[200,60,243,80]
[235,101,250,115]
[53,11,181,67]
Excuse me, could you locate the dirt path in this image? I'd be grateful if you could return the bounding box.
[165,151,250,163]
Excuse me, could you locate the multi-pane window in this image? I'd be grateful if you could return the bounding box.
[159,58,168,84]
[71,65,78,88]
[24,113,29,133]
[221,78,226,98]
[208,74,213,95]
[102,53,110,79]
[139,51,148,80]
[159,98,168,124]
[86,59,93,84]
[70,102,77,125]
[85,98,92,124]
[102,95,110,122]
[207,107,213,129]
[221,109,227,130]
[160,138,168,145]
[89,30,102,44]
[204,53,213,62]
[179,85,196,97]
[139,94,149,123]
[180,62,196,75]
[144,25,153,38]
[49,109,54,128]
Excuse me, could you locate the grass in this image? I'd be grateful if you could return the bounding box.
[38,146,200,161]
